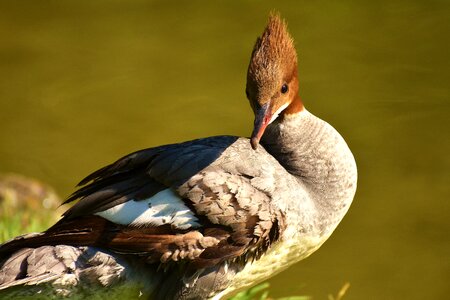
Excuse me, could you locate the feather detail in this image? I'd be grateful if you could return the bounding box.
[95,189,201,230]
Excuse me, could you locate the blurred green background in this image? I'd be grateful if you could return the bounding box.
[0,0,449,299]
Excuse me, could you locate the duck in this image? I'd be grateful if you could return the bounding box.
[0,13,357,300]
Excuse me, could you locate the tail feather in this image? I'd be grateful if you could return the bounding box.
[0,245,146,298]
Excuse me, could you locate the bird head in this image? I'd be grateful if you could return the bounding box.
[246,13,303,149]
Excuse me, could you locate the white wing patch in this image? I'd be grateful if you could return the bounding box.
[95,188,201,230]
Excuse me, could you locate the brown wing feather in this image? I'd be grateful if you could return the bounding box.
[1,136,285,271]
[177,167,284,268]
[0,216,225,265]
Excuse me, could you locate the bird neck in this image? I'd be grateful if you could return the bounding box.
[261,109,357,235]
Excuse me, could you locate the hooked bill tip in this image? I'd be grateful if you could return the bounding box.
[250,137,259,150]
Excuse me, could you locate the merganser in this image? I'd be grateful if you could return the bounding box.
[0,13,357,299]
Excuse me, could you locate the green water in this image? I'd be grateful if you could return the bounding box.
[1,1,448,299]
